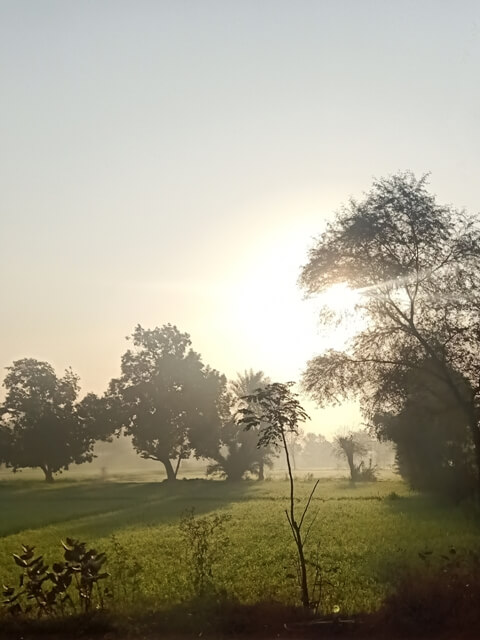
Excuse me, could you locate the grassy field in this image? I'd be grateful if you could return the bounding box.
[1,474,479,618]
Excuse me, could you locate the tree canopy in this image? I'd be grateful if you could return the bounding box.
[0,359,100,482]
[108,324,226,481]
[300,172,480,495]
[374,359,476,499]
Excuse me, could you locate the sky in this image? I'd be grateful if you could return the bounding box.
[1,0,480,436]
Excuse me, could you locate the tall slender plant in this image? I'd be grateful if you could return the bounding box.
[238,382,319,609]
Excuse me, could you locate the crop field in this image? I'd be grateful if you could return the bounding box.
[1,475,479,616]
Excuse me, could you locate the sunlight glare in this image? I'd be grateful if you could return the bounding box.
[317,282,363,317]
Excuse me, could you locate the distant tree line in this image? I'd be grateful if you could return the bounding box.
[0,327,391,484]
[0,328,277,483]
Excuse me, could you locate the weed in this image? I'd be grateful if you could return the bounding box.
[179,508,231,598]
[105,535,143,606]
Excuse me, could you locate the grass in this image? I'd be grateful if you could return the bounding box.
[1,474,479,621]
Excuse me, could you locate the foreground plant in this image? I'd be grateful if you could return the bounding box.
[239,382,318,609]
[2,538,109,617]
[179,508,231,598]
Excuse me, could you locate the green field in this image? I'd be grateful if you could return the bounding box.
[1,475,479,616]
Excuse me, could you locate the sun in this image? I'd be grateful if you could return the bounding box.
[316,282,363,317]
[220,247,363,381]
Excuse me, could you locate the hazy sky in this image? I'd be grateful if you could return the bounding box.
[1,0,479,434]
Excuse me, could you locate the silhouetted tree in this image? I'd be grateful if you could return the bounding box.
[334,431,374,482]
[0,424,11,467]
[0,359,100,482]
[301,172,480,496]
[108,324,225,482]
[208,370,276,481]
[207,418,262,481]
[374,360,476,499]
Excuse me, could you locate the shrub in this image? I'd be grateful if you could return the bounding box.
[2,538,109,617]
[381,548,480,633]
[353,460,377,482]
[105,535,143,606]
[179,508,231,598]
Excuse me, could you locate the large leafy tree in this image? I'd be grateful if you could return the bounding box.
[300,172,480,496]
[374,359,476,499]
[208,370,277,481]
[108,324,225,482]
[0,359,100,482]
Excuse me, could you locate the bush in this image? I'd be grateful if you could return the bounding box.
[381,548,480,633]
[352,460,377,482]
[179,508,231,598]
[2,538,109,617]
[105,535,143,606]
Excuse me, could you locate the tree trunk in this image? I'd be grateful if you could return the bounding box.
[41,465,54,483]
[346,451,356,482]
[174,455,183,478]
[258,459,265,481]
[162,458,177,482]
[282,429,310,609]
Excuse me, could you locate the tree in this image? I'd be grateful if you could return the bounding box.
[0,359,99,482]
[229,369,267,400]
[219,369,275,480]
[300,172,480,496]
[238,382,315,609]
[207,419,263,481]
[374,359,476,499]
[333,430,375,482]
[0,423,12,467]
[300,432,335,468]
[207,370,277,481]
[108,324,225,482]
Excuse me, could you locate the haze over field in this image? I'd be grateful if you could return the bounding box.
[1,0,480,435]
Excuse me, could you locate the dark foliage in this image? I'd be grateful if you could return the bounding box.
[380,548,480,635]
[208,370,276,481]
[107,324,226,481]
[0,359,104,482]
[374,360,476,500]
[2,538,108,617]
[300,172,480,497]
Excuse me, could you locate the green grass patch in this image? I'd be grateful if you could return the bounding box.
[1,475,479,617]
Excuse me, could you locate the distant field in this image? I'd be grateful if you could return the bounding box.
[1,474,479,615]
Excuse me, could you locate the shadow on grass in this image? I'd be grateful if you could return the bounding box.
[0,478,254,540]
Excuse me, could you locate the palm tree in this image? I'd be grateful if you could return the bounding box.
[229,369,267,400]
[208,370,277,481]
[230,370,275,480]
